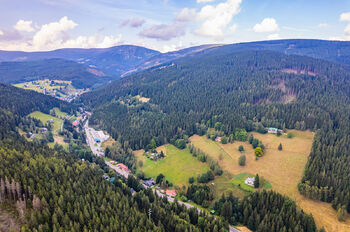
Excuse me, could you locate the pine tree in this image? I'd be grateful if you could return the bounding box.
[254,174,260,188]
[278,143,283,151]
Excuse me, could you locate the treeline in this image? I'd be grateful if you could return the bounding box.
[213,191,317,232]
[188,144,223,177]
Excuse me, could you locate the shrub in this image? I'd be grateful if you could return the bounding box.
[238,145,244,152]
[238,154,246,166]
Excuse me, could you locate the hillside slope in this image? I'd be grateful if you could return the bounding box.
[79,49,350,225]
[0,59,109,89]
[0,45,160,77]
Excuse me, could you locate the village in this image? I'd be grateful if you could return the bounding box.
[14,79,90,102]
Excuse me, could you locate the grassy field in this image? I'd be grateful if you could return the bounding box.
[53,107,67,118]
[231,172,272,192]
[28,111,69,149]
[29,111,63,132]
[190,130,350,231]
[135,144,209,186]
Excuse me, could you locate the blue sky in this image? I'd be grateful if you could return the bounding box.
[0,0,349,52]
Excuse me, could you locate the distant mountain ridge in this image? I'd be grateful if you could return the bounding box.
[0,45,160,77]
[1,39,350,89]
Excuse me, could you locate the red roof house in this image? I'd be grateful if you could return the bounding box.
[116,163,129,171]
[165,189,176,197]
[72,120,79,127]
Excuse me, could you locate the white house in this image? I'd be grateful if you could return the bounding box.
[244,177,255,186]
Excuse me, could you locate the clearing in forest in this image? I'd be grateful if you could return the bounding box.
[134,144,209,186]
[190,130,350,232]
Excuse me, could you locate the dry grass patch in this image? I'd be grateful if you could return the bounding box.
[101,137,116,150]
[190,130,350,231]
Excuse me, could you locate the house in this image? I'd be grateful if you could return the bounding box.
[215,136,222,142]
[165,189,176,197]
[116,163,129,172]
[103,175,109,179]
[40,128,48,133]
[144,178,156,187]
[244,177,255,187]
[48,119,54,123]
[266,127,278,134]
[72,120,79,127]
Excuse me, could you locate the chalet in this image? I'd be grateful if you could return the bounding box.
[144,178,156,187]
[72,120,79,127]
[165,189,176,197]
[244,177,255,186]
[266,127,284,134]
[116,163,129,172]
[266,127,278,134]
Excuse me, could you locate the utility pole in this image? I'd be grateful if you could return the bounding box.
[148,208,152,220]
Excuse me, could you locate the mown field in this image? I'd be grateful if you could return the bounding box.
[28,111,67,148]
[190,130,350,232]
[134,145,209,186]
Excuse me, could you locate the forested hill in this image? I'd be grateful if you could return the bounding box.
[79,49,350,216]
[0,79,230,231]
[0,59,110,89]
[202,39,350,66]
[0,83,74,116]
[0,45,160,78]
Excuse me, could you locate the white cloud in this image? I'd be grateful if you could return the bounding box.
[175,8,196,22]
[195,0,242,39]
[0,17,123,51]
[14,20,35,32]
[120,18,145,28]
[253,18,279,33]
[229,24,237,33]
[33,16,77,49]
[317,23,328,28]
[267,33,281,40]
[345,24,350,36]
[139,22,186,41]
[197,0,216,3]
[0,30,3,36]
[340,12,350,22]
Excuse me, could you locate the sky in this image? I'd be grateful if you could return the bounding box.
[0,0,350,52]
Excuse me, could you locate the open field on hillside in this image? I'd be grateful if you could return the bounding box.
[53,107,67,118]
[190,130,350,232]
[29,111,63,131]
[135,145,209,186]
[28,111,69,149]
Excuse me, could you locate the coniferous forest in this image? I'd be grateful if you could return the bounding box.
[80,49,350,216]
[1,40,350,231]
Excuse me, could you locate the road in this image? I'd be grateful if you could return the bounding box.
[84,117,240,232]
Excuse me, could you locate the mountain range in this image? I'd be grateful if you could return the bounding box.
[1,39,350,89]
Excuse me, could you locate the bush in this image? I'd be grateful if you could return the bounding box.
[175,139,186,149]
[238,145,244,152]
[278,143,282,150]
[238,154,246,166]
[189,177,195,184]
[287,132,294,138]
